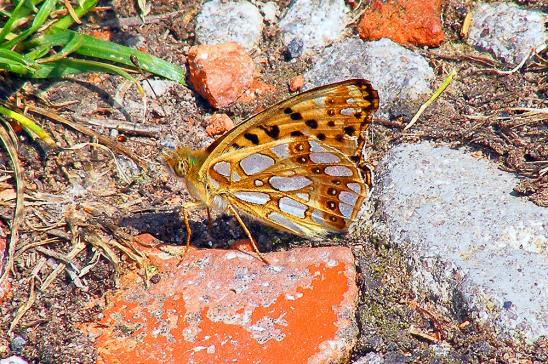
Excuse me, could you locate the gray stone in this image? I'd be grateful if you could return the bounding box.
[286,38,304,60]
[279,0,349,55]
[9,336,26,353]
[468,3,547,65]
[373,142,547,342]
[353,352,385,364]
[142,79,177,98]
[195,0,263,51]
[305,38,434,119]
[0,356,29,364]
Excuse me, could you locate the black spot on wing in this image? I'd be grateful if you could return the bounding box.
[344,126,356,136]
[290,112,303,120]
[260,125,280,139]
[305,119,318,129]
[244,133,259,145]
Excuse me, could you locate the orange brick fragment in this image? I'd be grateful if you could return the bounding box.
[92,246,359,364]
[188,42,255,108]
[358,0,445,47]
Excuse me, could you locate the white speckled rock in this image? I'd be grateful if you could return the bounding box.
[374,142,547,343]
[195,0,263,51]
[279,0,349,56]
[467,3,547,65]
[260,1,279,24]
[305,38,434,119]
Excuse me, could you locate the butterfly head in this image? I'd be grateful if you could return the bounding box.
[163,146,202,178]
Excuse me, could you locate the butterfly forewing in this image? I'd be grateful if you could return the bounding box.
[205,79,379,163]
[205,137,370,237]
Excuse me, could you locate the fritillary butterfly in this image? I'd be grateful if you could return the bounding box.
[165,79,379,261]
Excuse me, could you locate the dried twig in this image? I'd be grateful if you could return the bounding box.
[476,49,532,75]
[0,120,25,294]
[23,104,148,171]
[99,10,184,28]
[73,115,162,137]
[9,258,46,334]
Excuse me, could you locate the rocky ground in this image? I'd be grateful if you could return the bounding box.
[0,0,546,363]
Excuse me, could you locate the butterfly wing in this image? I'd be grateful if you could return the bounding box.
[206,137,370,237]
[203,79,379,168]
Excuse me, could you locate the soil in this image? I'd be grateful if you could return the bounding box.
[0,0,546,363]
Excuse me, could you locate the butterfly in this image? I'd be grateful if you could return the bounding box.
[165,79,379,262]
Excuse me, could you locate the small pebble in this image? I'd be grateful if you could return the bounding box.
[205,114,235,136]
[289,75,305,92]
[285,38,304,60]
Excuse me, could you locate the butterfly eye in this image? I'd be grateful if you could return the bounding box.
[177,160,190,176]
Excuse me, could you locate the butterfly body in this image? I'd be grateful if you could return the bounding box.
[166,79,379,240]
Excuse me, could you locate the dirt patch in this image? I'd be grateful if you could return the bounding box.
[0,1,546,363]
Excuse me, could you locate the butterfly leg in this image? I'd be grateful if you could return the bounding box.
[179,201,205,259]
[206,207,213,235]
[227,204,270,265]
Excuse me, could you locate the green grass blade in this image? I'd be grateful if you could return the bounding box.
[0,104,56,147]
[0,0,26,43]
[26,57,145,94]
[28,29,186,83]
[51,0,98,30]
[2,0,57,49]
[37,29,83,62]
[0,48,34,65]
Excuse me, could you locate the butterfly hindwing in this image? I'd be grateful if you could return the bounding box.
[206,137,370,237]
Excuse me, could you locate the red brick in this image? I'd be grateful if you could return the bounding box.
[188,42,255,108]
[93,244,358,364]
[358,0,445,47]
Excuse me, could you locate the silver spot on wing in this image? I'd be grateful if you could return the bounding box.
[311,209,324,225]
[240,153,275,175]
[310,152,340,164]
[313,96,325,107]
[309,140,327,153]
[254,179,264,187]
[269,176,312,191]
[231,170,241,182]
[325,165,353,177]
[347,182,361,194]
[267,212,306,234]
[341,108,356,116]
[296,193,310,201]
[279,197,307,218]
[270,143,289,159]
[213,161,230,177]
[234,191,270,205]
[339,191,359,218]
[209,178,220,189]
